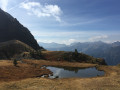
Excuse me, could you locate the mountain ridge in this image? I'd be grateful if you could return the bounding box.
[0,8,42,50]
[39,41,120,65]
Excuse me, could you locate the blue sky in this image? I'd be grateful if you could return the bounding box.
[0,0,120,45]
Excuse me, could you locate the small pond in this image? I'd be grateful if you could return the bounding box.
[46,66,104,78]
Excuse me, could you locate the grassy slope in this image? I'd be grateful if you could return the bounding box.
[42,51,106,65]
[0,60,52,82]
[0,60,97,82]
[0,40,34,59]
[0,60,120,90]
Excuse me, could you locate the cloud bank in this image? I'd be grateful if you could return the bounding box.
[20,2,62,22]
[89,35,108,41]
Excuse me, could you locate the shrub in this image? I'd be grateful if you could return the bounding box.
[13,59,18,66]
[30,50,43,59]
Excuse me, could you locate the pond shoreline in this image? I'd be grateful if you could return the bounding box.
[23,59,107,77]
[46,66,104,78]
[0,60,120,90]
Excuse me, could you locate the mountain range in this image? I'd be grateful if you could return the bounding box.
[39,42,67,51]
[39,41,120,65]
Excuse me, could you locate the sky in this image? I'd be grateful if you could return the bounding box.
[0,0,120,45]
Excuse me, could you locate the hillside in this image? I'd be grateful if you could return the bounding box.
[0,8,42,50]
[0,40,34,59]
[40,41,120,65]
[42,51,106,65]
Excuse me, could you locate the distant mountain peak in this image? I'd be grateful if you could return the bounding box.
[112,41,120,47]
[113,41,120,43]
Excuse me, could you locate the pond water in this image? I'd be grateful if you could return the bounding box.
[46,66,104,78]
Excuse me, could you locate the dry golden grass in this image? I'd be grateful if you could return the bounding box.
[0,66,120,90]
[0,60,120,90]
[0,60,13,66]
[23,59,97,68]
[0,60,52,82]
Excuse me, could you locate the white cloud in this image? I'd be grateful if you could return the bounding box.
[0,0,8,11]
[31,30,97,45]
[20,2,40,10]
[33,31,80,44]
[89,35,108,41]
[20,2,62,22]
[31,30,90,37]
[67,39,77,45]
[32,30,120,45]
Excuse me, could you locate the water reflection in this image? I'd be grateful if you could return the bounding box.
[46,66,104,78]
